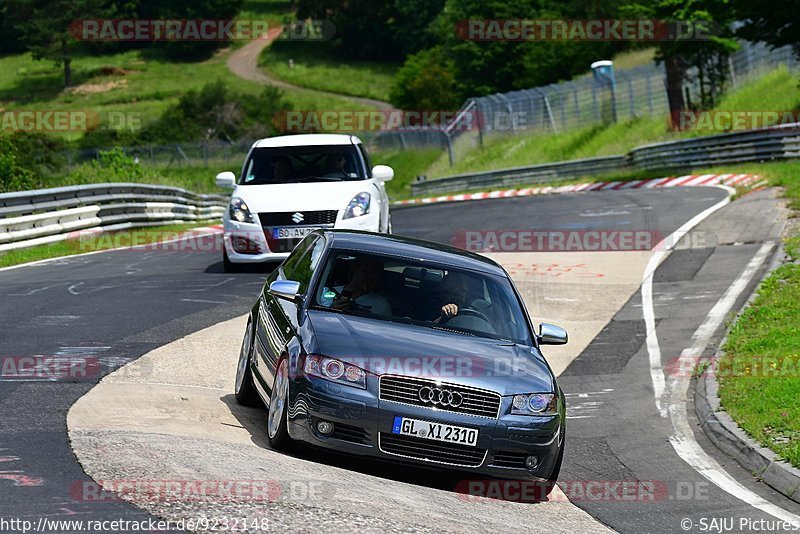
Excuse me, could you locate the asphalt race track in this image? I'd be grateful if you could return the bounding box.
[2,186,800,532]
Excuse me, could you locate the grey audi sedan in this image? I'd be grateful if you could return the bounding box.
[234,230,568,493]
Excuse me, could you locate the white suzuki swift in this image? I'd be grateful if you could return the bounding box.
[215,134,393,271]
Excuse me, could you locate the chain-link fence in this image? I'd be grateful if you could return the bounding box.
[372,40,800,166]
[49,141,253,173]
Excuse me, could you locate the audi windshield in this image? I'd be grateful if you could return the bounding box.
[310,250,533,345]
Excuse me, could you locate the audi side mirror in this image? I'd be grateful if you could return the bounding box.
[538,323,568,345]
[269,280,301,302]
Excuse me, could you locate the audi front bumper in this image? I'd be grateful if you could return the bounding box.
[285,374,564,481]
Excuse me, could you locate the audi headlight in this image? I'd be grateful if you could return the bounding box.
[229,197,254,223]
[304,354,366,389]
[511,393,558,415]
[343,192,370,219]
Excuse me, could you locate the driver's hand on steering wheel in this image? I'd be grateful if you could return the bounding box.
[332,293,355,310]
[440,303,459,319]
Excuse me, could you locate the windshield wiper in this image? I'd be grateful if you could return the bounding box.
[428,324,477,336]
[310,305,372,318]
[298,176,342,182]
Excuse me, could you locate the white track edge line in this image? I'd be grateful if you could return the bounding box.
[643,191,800,523]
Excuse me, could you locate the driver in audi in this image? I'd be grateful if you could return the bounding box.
[434,272,470,323]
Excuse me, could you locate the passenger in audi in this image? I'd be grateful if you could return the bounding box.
[330,256,392,315]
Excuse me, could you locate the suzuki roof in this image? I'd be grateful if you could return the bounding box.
[252,134,363,148]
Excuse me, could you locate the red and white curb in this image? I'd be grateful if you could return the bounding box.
[393,173,765,207]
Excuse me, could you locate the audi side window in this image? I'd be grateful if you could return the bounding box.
[282,237,324,295]
[280,236,318,283]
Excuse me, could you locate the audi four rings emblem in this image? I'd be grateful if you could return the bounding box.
[418,386,464,407]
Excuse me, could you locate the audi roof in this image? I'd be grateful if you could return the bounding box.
[318,230,507,277]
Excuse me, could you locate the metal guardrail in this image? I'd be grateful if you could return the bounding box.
[411,156,626,196]
[0,183,227,252]
[412,123,800,196]
[628,123,800,171]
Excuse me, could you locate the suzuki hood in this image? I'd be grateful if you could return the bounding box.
[233,181,376,213]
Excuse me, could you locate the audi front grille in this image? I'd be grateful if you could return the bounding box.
[378,433,487,467]
[379,375,501,419]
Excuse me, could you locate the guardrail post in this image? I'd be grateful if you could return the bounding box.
[627,78,635,118]
[443,131,454,167]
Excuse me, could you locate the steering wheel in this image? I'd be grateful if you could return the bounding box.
[445,306,492,325]
[329,287,372,312]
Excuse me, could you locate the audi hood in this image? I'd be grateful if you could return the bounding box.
[305,310,556,396]
[233,181,381,214]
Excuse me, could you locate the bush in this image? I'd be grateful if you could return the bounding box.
[140,81,290,144]
[0,132,68,193]
[67,148,159,185]
[0,136,39,193]
[390,47,460,110]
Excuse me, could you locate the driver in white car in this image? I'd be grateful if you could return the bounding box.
[323,154,350,179]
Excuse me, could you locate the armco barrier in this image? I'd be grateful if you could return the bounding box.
[412,156,626,196]
[412,122,800,196]
[0,183,227,252]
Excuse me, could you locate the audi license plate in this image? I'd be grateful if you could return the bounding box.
[392,416,478,447]
[272,227,318,239]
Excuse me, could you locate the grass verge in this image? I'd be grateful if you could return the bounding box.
[0,222,214,269]
[42,164,235,195]
[714,162,800,469]
[718,260,800,469]
[372,148,443,199]
[260,40,398,103]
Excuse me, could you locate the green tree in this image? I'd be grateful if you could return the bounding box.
[136,0,243,60]
[390,47,460,110]
[427,0,622,98]
[10,0,118,87]
[620,0,737,122]
[732,1,800,57]
[296,0,444,60]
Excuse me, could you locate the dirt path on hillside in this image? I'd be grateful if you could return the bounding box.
[227,30,395,111]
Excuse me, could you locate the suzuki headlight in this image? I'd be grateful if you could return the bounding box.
[304,354,366,389]
[229,197,254,223]
[511,393,558,415]
[343,192,371,219]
